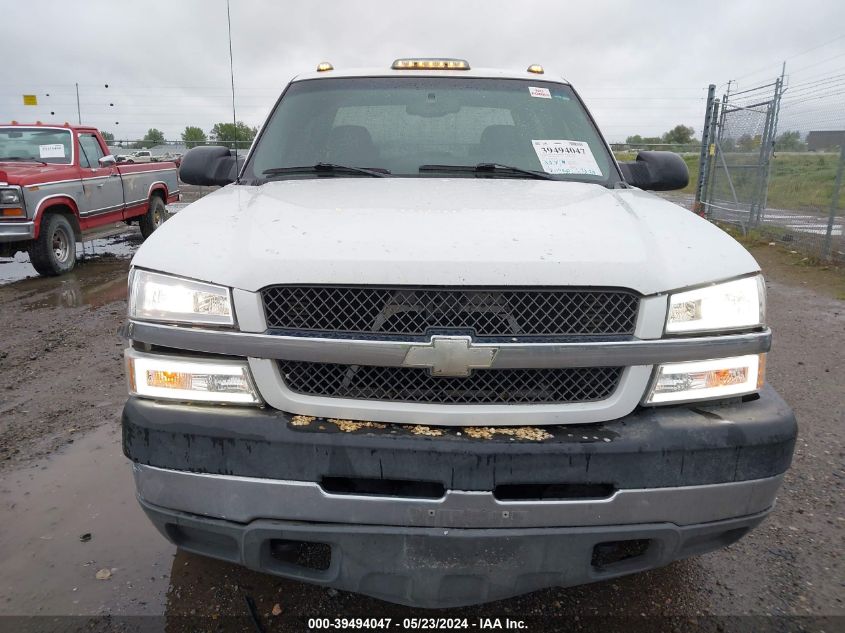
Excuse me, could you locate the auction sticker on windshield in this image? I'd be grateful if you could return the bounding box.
[528,86,551,98]
[531,140,602,175]
[39,144,65,159]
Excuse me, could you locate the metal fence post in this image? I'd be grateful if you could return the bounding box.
[750,100,774,226]
[823,143,845,259]
[705,93,728,213]
[704,98,720,220]
[760,74,784,217]
[694,84,716,216]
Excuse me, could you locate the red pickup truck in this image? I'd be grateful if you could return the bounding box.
[0,123,179,275]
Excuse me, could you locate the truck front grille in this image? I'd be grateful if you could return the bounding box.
[277,361,623,405]
[261,286,639,338]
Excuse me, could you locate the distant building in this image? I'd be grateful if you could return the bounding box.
[806,130,845,152]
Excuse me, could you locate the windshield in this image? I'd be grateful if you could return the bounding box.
[244,77,618,185]
[0,127,73,164]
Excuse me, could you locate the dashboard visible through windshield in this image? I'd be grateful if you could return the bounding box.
[244,77,619,185]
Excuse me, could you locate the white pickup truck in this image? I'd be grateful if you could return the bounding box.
[122,59,797,608]
[125,150,152,164]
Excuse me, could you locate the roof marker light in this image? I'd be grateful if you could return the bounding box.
[527,64,545,74]
[316,62,334,72]
[392,58,470,70]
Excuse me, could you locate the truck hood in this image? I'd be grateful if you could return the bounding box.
[132,178,759,295]
[0,161,73,185]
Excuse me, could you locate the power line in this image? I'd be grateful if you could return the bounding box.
[786,71,845,90]
[782,80,845,100]
[784,65,845,87]
[781,87,845,107]
[789,51,845,74]
[728,34,845,84]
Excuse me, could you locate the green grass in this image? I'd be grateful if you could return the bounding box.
[767,154,843,212]
[614,151,844,214]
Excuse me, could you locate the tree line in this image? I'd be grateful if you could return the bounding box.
[102,122,258,150]
[623,124,808,152]
[625,124,698,148]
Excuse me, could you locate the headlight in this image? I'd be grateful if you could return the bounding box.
[0,188,22,205]
[129,269,234,326]
[666,275,765,334]
[126,350,261,405]
[645,354,765,404]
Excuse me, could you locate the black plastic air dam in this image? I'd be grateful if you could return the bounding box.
[139,499,770,608]
[122,385,797,491]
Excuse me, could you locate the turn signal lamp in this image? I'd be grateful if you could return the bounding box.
[146,370,192,390]
[316,62,334,72]
[392,58,470,70]
[126,350,261,405]
[645,354,765,404]
[0,208,25,217]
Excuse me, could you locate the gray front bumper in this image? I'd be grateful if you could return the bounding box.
[0,221,35,242]
[125,387,796,606]
[140,498,770,608]
[134,464,783,529]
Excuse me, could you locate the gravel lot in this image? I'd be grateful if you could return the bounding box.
[0,229,842,632]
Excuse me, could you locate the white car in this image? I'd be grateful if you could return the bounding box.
[125,150,152,164]
[122,58,796,608]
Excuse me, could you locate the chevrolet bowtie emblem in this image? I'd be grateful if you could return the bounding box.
[402,336,497,377]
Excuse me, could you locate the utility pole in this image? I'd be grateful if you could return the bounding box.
[75,83,81,124]
[226,0,239,182]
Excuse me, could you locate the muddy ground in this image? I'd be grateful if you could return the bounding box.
[0,227,842,632]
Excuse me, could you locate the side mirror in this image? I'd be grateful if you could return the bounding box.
[618,151,689,191]
[179,146,240,186]
[98,154,116,167]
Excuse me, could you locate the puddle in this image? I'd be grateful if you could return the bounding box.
[6,258,131,311]
[167,203,189,214]
[0,423,174,616]
[79,229,142,260]
[0,251,35,285]
[0,229,141,287]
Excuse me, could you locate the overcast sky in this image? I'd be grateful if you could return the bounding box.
[4,0,844,142]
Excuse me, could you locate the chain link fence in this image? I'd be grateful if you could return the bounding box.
[696,73,844,262]
[706,82,780,226]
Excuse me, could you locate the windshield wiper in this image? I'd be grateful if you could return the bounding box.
[419,163,556,180]
[263,163,389,179]
[0,156,48,165]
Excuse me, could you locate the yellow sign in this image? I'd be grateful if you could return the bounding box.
[23,94,38,106]
[709,144,715,156]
